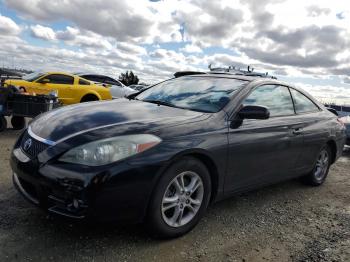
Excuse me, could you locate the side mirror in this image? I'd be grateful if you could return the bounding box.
[41,78,50,84]
[238,105,270,120]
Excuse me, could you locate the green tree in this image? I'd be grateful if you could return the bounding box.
[118,70,139,86]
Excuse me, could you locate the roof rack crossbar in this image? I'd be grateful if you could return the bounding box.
[207,64,277,79]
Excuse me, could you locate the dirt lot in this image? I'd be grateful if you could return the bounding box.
[0,127,349,262]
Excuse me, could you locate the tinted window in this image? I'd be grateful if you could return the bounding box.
[137,77,247,113]
[290,88,319,113]
[82,75,102,83]
[40,74,74,84]
[244,85,295,117]
[105,77,121,86]
[79,78,90,85]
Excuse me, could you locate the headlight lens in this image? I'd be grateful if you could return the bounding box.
[59,134,161,166]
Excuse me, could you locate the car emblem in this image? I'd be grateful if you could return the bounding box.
[23,138,33,151]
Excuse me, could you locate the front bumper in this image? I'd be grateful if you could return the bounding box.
[10,146,165,222]
[11,148,90,219]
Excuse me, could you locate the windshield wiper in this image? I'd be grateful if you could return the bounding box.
[142,99,179,108]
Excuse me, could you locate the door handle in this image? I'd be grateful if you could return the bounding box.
[292,128,303,135]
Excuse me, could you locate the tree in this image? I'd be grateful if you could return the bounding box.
[118,70,139,86]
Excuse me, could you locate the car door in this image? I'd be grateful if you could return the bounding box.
[288,88,329,171]
[225,84,304,193]
[36,74,75,104]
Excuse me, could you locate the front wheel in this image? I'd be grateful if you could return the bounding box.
[146,157,211,238]
[302,145,332,186]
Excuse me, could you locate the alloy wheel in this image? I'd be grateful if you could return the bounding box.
[161,171,204,228]
[314,149,329,180]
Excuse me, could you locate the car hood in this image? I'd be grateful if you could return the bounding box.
[30,99,207,142]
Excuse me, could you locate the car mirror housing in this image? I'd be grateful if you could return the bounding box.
[238,105,270,120]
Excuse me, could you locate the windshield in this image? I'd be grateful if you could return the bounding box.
[136,76,247,113]
[22,71,45,82]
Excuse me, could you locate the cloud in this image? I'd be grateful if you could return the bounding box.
[343,77,350,84]
[30,24,56,41]
[180,44,202,53]
[1,0,350,101]
[0,14,21,35]
[5,0,154,42]
[173,0,244,44]
[306,5,331,17]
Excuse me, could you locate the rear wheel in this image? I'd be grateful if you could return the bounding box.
[11,116,25,130]
[80,94,99,103]
[0,116,7,132]
[146,157,211,238]
[302,145,332,186]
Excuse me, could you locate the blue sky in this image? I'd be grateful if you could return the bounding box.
[0,0,350,104]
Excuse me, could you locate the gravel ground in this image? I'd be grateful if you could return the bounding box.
[0,125,349,262]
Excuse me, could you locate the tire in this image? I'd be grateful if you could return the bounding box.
[80,95,98,103]
[0,116,7,132]
[302,145,332,186]
[11,116,25,130]
[146,157,211,238]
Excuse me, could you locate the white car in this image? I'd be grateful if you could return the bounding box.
[76,73,136,98]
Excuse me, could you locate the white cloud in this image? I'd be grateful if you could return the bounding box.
[30,24,56,41]
[0,14,21,35]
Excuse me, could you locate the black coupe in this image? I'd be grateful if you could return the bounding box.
[11,71,346,238]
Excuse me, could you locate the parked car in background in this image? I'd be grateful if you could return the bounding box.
[4,71,112,105]
[76,73,136,98]
[324,104,350,117]
[10,69,346,238]
[339,116,350,145]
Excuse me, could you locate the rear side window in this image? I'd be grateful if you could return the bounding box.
[243,85,295,117]
[79,78,90,85]
[82,75,104,83]
[290,88,319,113]
[41,74,74,84]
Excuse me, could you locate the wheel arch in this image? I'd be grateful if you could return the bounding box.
[154,149,221,204]
[80,92,101,102]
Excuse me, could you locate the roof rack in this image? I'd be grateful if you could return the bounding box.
[174,71,207,78]
[208,64,277,79]
[174,65,277,79]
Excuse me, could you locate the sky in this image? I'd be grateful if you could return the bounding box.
[0,0,350,104]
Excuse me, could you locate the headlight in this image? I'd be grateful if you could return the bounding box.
[59,134,161,166]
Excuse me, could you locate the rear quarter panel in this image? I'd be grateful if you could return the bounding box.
[298,111,345,170]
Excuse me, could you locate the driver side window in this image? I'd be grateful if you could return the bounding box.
[39,74,74,85]
[243,85,295,117]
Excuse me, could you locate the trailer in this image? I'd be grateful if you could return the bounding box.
[0,86,60,131]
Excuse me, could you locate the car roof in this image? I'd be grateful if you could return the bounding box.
[178,73,291,87]
[43,71,78,77]
[75,73,113,78]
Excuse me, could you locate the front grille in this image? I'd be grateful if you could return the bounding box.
[20,131,49,158]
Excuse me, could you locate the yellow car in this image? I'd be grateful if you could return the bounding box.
[4,71,112,105]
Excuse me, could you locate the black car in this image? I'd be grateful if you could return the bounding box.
[11,72,346,238]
